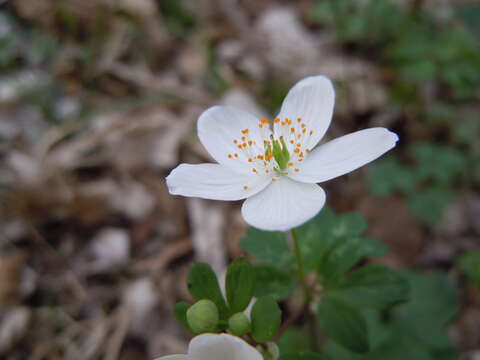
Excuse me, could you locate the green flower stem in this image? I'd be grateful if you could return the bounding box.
[290,228,320,351]
[291,229,311,303]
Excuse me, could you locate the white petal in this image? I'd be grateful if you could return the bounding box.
[189,334,263,360]
[241,177,326,231]
[289,128,399,183]
[275,75,334,149]
[198,105,270,174]
[153,356,188,360]
[166,163,270,201]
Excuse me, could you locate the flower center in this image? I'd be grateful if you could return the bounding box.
[228,117,314,189]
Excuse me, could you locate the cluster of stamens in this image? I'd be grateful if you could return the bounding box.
[227,117,315,190]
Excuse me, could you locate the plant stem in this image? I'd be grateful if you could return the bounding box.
[290,228,320,351]
[291,228,311,302]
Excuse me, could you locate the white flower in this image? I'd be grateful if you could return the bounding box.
[166,75,398,231]
[154,333,263,360]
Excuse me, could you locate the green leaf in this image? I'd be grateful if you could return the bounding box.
[240,228,293,269]
[329,264,409,309]
[277,327,312,354]
[410,143,467,185]
[279,352,327,360]
[187,263,229,318]
[251,296,281,343]
[317,237,388,286]
[226,258,255,313]
[253,264,294,300]
[458,251,480,288]
[317,296,369,354]
[367,331,433,360]
[173,301,191,332]
[366,157,417,196]
[391,272,458,348]
[407,187,455,225]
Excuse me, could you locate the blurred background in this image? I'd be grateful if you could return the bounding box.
[0,0,479,359]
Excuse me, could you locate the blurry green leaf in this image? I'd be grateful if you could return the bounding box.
[317,296,369,354]
[159,0,196,38]
[455,3,480,38]
[367,157,416,196]
[279,352,327,360]
[367,332,433,360]
[277,327,312,354]
[240,228,293,269]
[187,263,229,318]
[411,143,467,185]
[407,187,455,225]
[458,251,480,288]
[329,264,409,309]
[253,264,294,301]
[317,237,387,286]
[400,60,436,83]
[251,296,281,343]
[173,301,191,332]
[226,258,255,313]
[392,272,458,348]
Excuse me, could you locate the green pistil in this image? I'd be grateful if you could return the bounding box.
[270,135,290,170]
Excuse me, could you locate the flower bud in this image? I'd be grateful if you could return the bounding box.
[228,312,251,336]
[187,300,219,333]
[258,342,280,360]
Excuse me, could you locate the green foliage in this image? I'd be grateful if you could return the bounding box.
[297,208,386,272]
[253,264,294,301]
[322,272,458,360]
[279,352,327,360]
[240,228,293,269]
[328,264,409,309]
[187,263,229,318]
[367,143,468,225]
[173,301,191,332]
[251,296,282,343]
[458,251,480,288]
[158,0,196,39]
[317,296,369,354]
[277,327,313,354]
[226,258,255,313]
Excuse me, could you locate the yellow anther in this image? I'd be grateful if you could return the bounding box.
[274,118,280,123]
[243,185,249,190]
[272,178,277,182]
[290,128,295,133]
[257,155,264,160]
[233,139,238,144]
[237,145,242,149]
[248,158,253,163]
[234,153,238,158]
[241,129,249,134]
[297,143,301,147]
[248,140,253,146]
[302,128,307,134]
[290,140,295,144]
[228,154,233,159]
[294,168,300,172]
[288,162,293,167]
[260,118,270,124]
[252,168,258,173]
[294,148,300,153]
[297,118,302,123]
[241,136,246,141]
[309,130,313,135]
